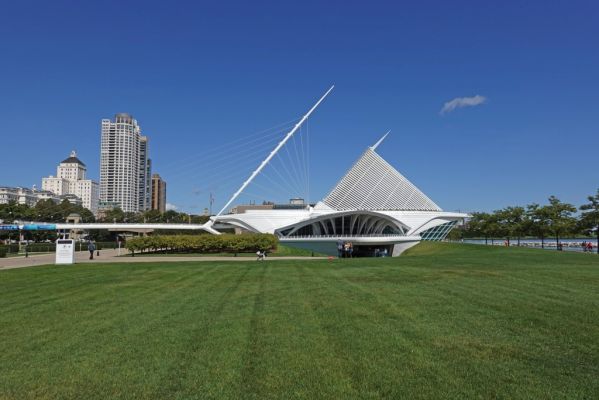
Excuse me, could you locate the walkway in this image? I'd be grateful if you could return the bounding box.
[0,249,326,271]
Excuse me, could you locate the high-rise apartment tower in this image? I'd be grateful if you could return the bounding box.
[139,137,151,211]
[151,173,167,213]
[100,113,151,213]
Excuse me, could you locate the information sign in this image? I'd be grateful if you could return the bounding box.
[23,224,57,231]
[55,239,75,264]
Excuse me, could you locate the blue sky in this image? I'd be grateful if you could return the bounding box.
[0,0,597,213]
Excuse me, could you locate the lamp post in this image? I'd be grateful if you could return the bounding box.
[7,211,13,254]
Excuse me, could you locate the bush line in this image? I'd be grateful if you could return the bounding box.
[125,234,278,255]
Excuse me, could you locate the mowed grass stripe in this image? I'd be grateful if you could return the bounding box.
[160,264,258,399]
[305,262,463,398]
[236,264,359,398]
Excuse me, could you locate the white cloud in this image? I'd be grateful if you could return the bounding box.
[440,95,487,115]
[165,203,178,211]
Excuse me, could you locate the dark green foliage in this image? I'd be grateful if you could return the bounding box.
[0,243,597,399]
[22,243,55,253]
[579,189,599,254]
[2,244,19,253]
[462,194,593,248]
[0,246,6,258]
[544,196,577,246]
[96,208,211,224]
[126,233,278,254]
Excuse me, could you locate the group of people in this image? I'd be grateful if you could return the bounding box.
[581,241,594,252]
[337,240,354,258]
[374,248,388,257]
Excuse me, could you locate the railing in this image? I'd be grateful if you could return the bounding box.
[281,234,408,239]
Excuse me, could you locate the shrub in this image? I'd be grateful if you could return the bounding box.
[5,244,19,254]
[0,246,6,258]
[125,234,278,254]
[25,243,56,253]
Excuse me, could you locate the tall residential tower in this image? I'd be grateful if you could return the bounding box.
[151,173,167,213]
[100,113,151,213]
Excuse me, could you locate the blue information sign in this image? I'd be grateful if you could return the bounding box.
[22,224,57,231]
[0,225,19,230]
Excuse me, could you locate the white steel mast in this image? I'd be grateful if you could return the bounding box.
[371,130,391,151]
[216,85,334,216]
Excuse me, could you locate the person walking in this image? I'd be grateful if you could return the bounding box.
[88,241,96,260]
[582,241,587,252]
[348,242,353,258]
[337,240,344,258]
[587,242,593,253]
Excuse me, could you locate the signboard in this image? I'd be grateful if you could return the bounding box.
[0,224,57,231]
[23,224,57,231]
[55,239,75,264]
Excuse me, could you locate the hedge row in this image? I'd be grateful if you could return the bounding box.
[2,244,19,253]
[90,242,120,250]
[0,247,6,258]
[126,234,278,254]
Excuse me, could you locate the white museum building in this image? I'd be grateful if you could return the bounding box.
[210,139,466,256]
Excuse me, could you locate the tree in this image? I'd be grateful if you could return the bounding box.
[142,209,162,223]
[580,188,599,254]
[484,212,502,245]
[190,214,210,224]
[497,206,526,246]
[99,207,125,223]
[527,203,550,249]
[0,201,32,222]
[544,196,577,250]
[465,212,490,244]
[162,210,185,223]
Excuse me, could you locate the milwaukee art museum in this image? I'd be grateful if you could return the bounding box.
[3,86,467,256]
[210,138,466,256]
[203,86,467,256]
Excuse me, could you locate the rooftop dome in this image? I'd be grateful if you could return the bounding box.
[61,150,86,167]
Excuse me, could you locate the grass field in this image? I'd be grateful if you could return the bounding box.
[1,243,598,399]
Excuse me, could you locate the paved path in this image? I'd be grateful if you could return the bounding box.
[0,249,327,271]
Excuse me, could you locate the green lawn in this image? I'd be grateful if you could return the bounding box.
[1,243,597,399]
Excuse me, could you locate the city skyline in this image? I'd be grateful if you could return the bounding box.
[0,1,598,214]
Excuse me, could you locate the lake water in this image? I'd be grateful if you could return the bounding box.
[459,238,598,253]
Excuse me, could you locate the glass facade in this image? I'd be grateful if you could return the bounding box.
[419,221,457,241]
[281,214,404,237]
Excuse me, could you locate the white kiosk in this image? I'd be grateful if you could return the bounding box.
[55,239,75,264]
